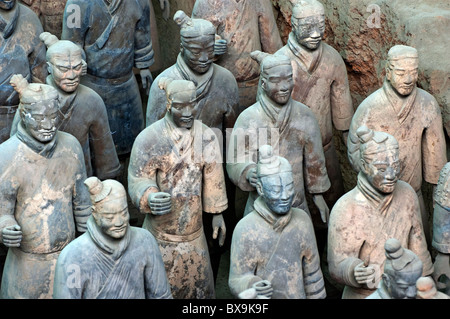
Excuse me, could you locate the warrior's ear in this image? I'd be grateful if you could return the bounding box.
[47,62,53,75]
[255,181,264,197]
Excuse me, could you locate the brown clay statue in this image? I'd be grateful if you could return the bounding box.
[431,162,450,295]
[61,0,154,156]
[229,145,326,299]
[146,10,239,140]
[0,0,47,143]
[53,177,173,299]
[348,45,447,244]
[366,238,423,299]
[328,126,433,299]
[128,77,228,299]
[18,0,67,38]
[227,51,330,222]
[10,32,121,180]
[416,277,450,299]
[0,75,91,299]
[276,0,354,212]
[192,0,283,114]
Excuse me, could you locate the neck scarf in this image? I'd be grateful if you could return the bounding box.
[287,32,323,75]
[17,120,58,158]
[253,196,292,232]
[357,171,394,215]
[382,79,418,124]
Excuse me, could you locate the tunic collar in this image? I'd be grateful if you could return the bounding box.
[382,80,417,124]
[176,53,214,103]
[164,113,197,158]
[0,3,20,39]
[87,215,131,261]
[287,32,323,75]
[103,0,122,15]
[357,172,394,215]
[47,76,78,130]
[16,120,58,158]
[253,196,292,232]
[259,91,292,134]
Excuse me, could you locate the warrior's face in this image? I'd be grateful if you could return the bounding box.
[386,58,419,96]
[0,0,16,10]
[361,148,400,194]
[49,53,83,93]
[261,64,294,105]
[384,268,422,299]
[181,34,215,74]
[258,172,295,215]
[21,100,60,143]
[93,202,130,239]
[292,15,325,50]
[169,100,197,129]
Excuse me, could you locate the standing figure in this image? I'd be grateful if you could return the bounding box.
[0,0,47,143]
[0,75,91,299]
[276,0,354,212]
[10,32,121,180]
[192,0,283,114]
[18,0,67,38]
[227,51,330,222]
[328,126,433,299]
[431,162,450,295]
[53,177,172,299]
[229,145,326,299]
[62,0,154,156]
[146,10,239,281]
[366,238,423,299]
[128,78,228,299]
[348,45,447,243]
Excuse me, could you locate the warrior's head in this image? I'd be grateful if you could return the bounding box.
[11,74,60,143]
[251,51,294,105]
[291,0,325,50]
[159,77,197,129]
[174,10,216,75]
[382,238,423,299]
[84,177,130,240]
[356,125,400,194]
[256,145,294,215]
[41,32,85,93]
[386,45,419,96]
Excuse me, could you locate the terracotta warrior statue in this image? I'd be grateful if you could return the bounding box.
[53,177,172,299]
[366,238,423,299]
[0,75,91,299]
[276,0,354,213]
[62,0,154,156]
[146,10,239,281]
[227,51,330,222]
[192,0,283,114]
[348,45,447,244]
[128,77,228,299]
[229,145,326,299]
[328,126,433,299]
[10,32,121,180]
[18,0,67,38]
[0,0,47,143]
[431,162,450,295]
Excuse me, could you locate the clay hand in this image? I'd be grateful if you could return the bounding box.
[354,262,377,287]
[2,225,22,248]
[252,280,273,299]
[432,253,450,290]
[212,213,226,247]
[159,0,170,21]
[246,167,258,188]
[313,194,330,224]
[214,35,228,56]
[148,192,171,216]
[140,68,153,96]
